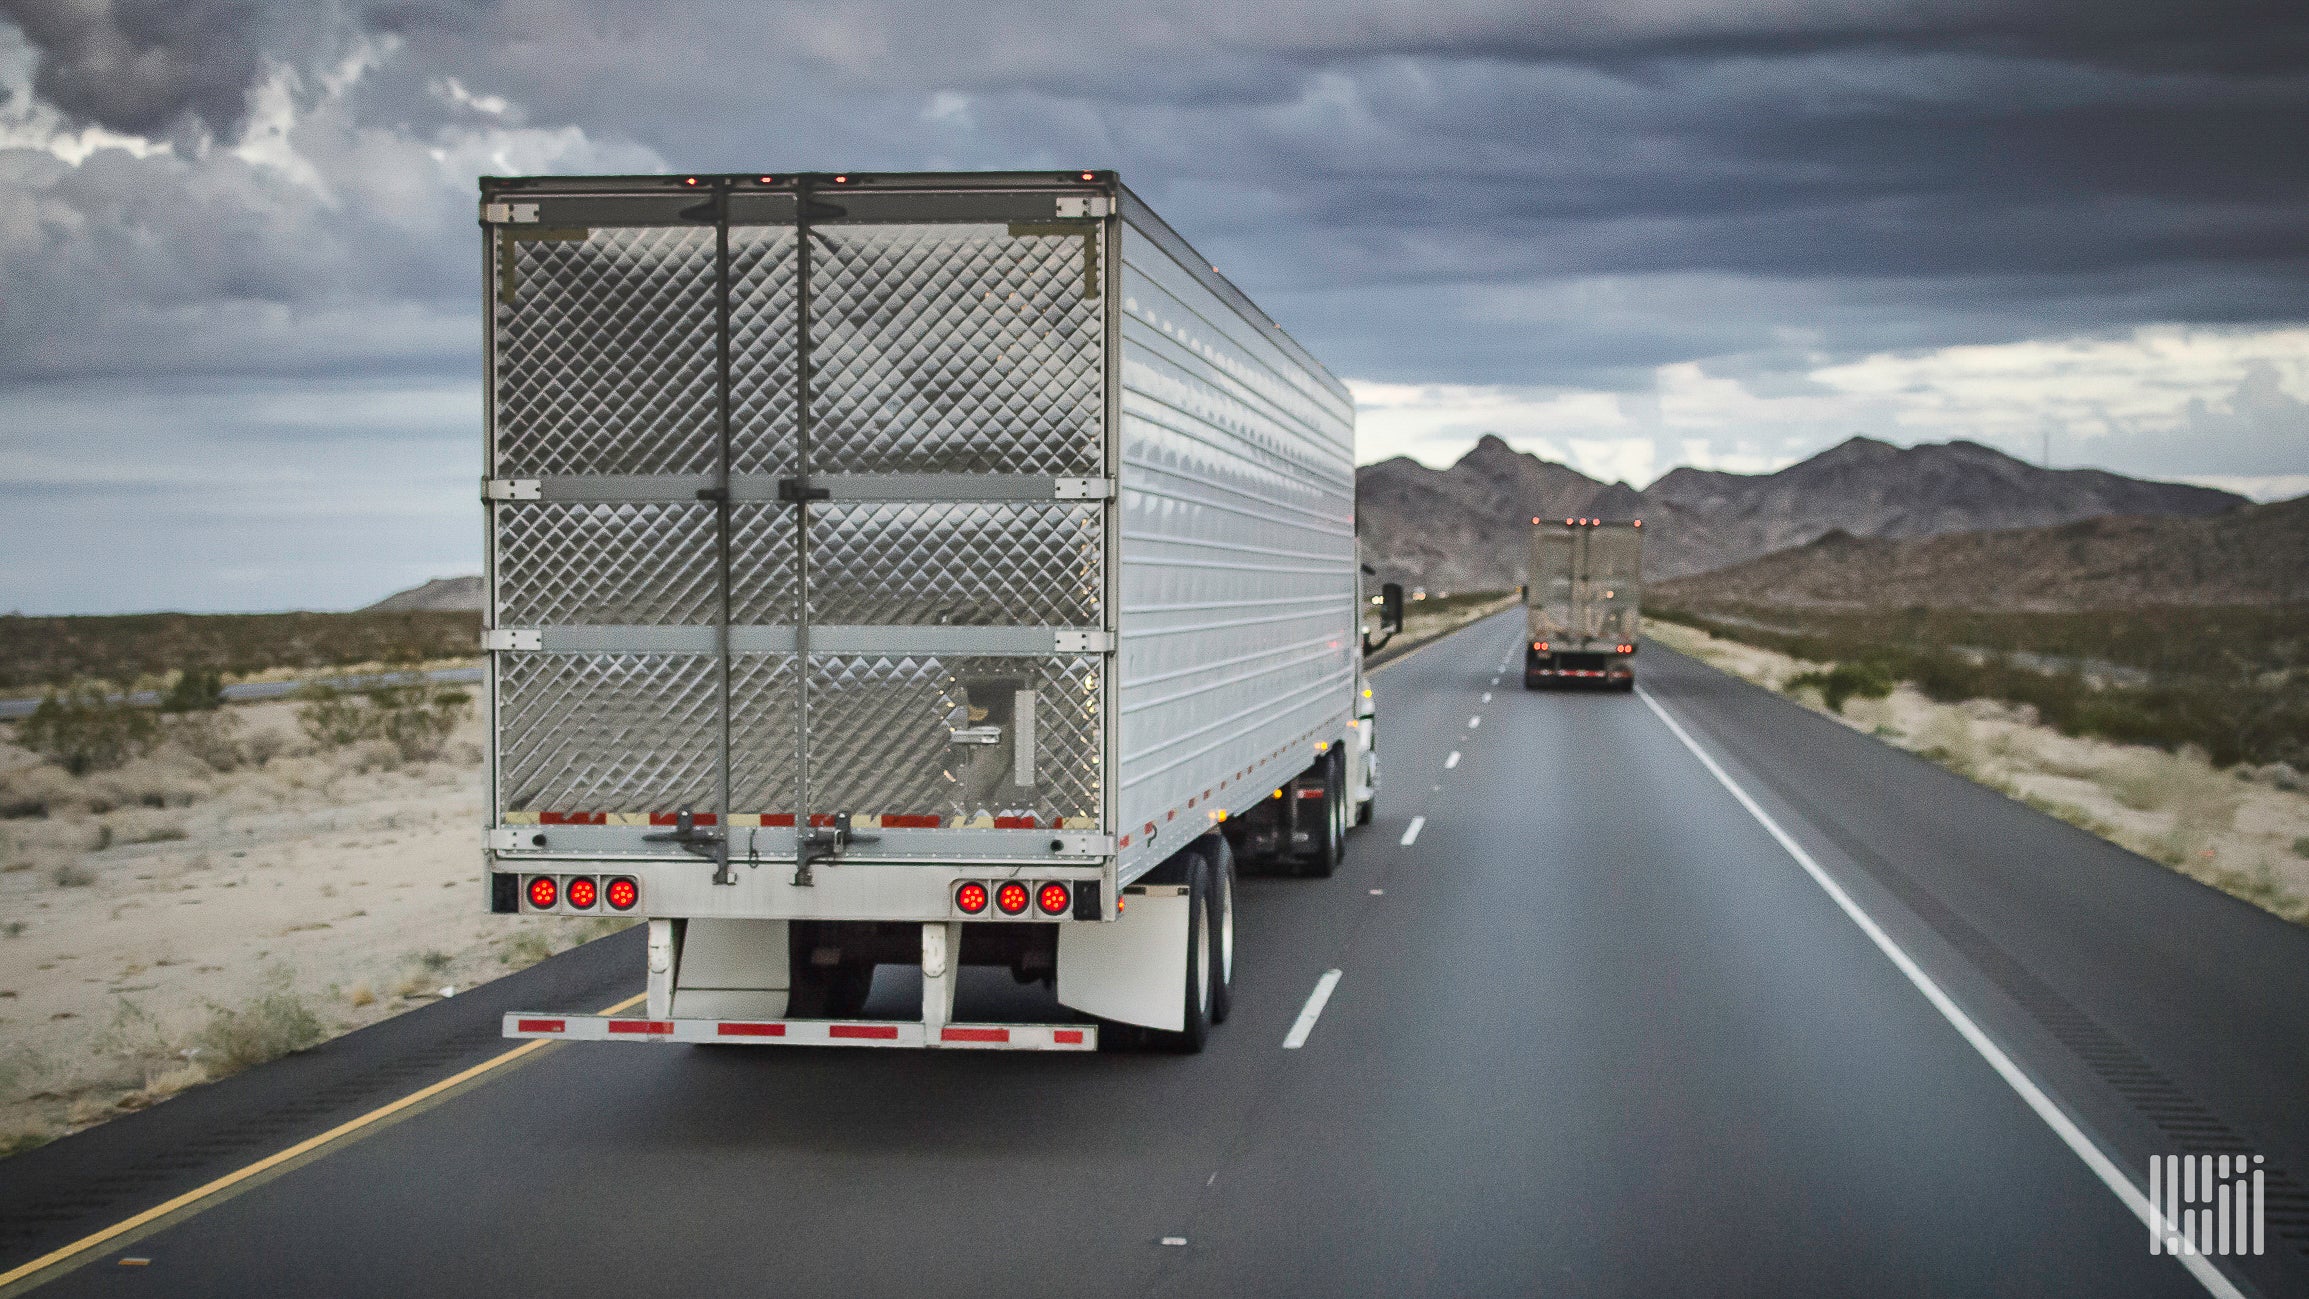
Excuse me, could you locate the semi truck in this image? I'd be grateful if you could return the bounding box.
[1523,517,1642,691]
[477,171,1397,1054]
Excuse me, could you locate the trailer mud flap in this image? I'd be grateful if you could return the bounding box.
[1054,886,1189,1030]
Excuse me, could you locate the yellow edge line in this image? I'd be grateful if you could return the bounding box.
[0,990,647,1288]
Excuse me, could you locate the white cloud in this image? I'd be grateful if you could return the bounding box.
[431,77,511,117]
[1351,325,2309,490]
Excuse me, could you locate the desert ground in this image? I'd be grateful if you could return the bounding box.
[0,692,622,1155]
[1646,619,2309,926]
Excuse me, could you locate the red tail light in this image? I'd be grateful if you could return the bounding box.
[605,877,638,911]
[565,876,598,909]
[526,876,557,909]
[995,881,1030,915]
[1037,882,1070,916]
[956,881,989,914]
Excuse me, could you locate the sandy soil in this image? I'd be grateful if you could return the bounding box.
[0,700,621,1153]
[1647,619,2309,926]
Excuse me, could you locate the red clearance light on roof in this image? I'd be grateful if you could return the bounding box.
[996,881,1030,915]
[1037,882,1071,916]
[1078,171,1096,181]
[832,174,849,183]
[683,176,700,186]
[758,175,776,183]
[605,877,638,911]
[565,876,598,909]
[526,876,557,909]
[1632,519,1643,527]
[955,881,989,914]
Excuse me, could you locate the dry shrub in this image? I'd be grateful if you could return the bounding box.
[347,983,375,1008]
[342,738,404,775]
[0,764,77,819]
[499,929,555,969]
[2167,746,2243,836]
[1918,710,1977,772]
[2102,750,2172,812]
[298,682,469,762]
[107,808,190,846]
[52,861,95,887]
[163,711,246,773]
[17,685,157,775]
[196,983,325,1076]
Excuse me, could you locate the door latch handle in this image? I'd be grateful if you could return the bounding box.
[777,477,830,504]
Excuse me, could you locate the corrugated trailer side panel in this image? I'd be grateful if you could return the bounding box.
[1113,197,1358,885]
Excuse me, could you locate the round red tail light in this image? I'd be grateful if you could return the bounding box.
[565,876,598,909]
[995,881,1030,915]
[1037,882,1070,916]
[605,877,638,911]
[955,881,989,914]
[526,876,557,909]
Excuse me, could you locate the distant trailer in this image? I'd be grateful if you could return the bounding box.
[1524,517,1642,691]
[476,171,1400,1053]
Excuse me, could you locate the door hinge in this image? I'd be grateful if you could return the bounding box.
[777,477,831,504]
[483,478,541,501]
[481,201,540,224]
[1053,477,1115,500]
[1055,196,1111,219]
[482,629,541,651]
[1054,630,1115,653]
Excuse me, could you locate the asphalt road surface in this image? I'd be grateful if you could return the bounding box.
[6,609,2306,1297]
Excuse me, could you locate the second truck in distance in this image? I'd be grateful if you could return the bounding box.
[1524,517,1643,691]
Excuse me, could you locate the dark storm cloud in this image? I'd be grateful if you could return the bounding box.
[2,1,2305,611]
[3,0,2303,389]
[0,0,494,135]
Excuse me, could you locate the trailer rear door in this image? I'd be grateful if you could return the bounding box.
[485,181,1111,864]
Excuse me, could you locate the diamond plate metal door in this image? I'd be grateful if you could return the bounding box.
[808,222,1104,475]
[795,217,1109,836]
[489,204,801,842]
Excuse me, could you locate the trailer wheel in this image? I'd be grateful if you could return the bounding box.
[1302,748,1345,879]
[1204,835,1236,1024]
[1150,852,1215,1053]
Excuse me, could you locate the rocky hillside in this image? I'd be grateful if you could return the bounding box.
[1355,434,2245,589]
[1652,493,2309,612]
[363,576,483,612]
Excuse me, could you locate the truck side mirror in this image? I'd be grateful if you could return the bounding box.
[1380,582,1404,633]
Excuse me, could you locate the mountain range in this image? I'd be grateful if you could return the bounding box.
[1355,434,2246,589]
[1651,493,2309,612]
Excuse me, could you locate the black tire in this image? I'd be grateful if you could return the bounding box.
[787,961,873,1019]
[1303,748,1345,878]
[1204,836,1236,1024]
[1150,852,1214,1053]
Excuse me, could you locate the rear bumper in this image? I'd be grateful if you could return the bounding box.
[504,1012,1097,1051]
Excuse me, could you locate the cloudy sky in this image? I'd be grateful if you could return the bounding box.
[2,0,2304,613]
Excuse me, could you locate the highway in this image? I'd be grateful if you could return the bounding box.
[4,609,2305,1297]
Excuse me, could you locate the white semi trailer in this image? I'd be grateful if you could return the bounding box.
[480,171,1396,1053]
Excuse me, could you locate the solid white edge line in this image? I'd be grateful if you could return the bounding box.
[1282,969,1343,1049]
[1400,815,1425,846]
[1633,686,2245,1299]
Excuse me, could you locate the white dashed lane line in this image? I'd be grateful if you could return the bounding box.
[1400,816,1425,846]
[1445,751,1461,769]
[1282,970,1344,1049]
[1467,716,1481,729]
[1481,692,1492,703]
